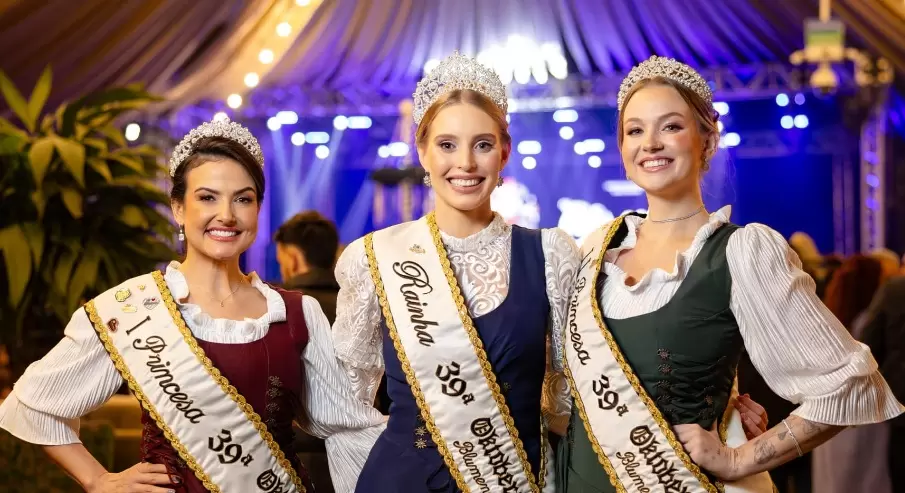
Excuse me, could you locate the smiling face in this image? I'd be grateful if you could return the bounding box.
[172,158,260,262]
[416,90,511,213]
[618,79,719,200]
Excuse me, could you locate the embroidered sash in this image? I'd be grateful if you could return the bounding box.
[563,218,773,493]
[366,214,554,493]
[85,272,303,493]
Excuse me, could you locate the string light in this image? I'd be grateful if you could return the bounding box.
[125,123,140,142]
[216,1,321,114]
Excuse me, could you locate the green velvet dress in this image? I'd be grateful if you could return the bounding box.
[557,221,743,492]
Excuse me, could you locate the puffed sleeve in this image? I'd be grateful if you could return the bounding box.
[540,227,581,433]
[727,223,904,425]
[0,309,123,444]
[332,237,385,406]
[298,296,387,493]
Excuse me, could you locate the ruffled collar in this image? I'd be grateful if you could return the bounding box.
[162,261,285,343]
[438,213,510,253]
[603,206,732,291]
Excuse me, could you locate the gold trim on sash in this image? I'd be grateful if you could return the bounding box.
[563,217,727,493]
[365,213,544,493]
[86,271,306,493]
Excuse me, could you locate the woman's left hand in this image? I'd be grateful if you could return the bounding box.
[674,423,742,481]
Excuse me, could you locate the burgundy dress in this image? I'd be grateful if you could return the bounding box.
[139,288,315,492]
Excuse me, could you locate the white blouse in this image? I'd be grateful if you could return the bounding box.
[332,213,580,406]
[559,206,902,425]
[0,262,386,493]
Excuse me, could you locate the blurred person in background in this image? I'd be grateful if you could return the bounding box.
[275,210,341,323]
[812,255,888,493]
[870,248,901,283]
[789,231,831,298]
[861,269,905,492]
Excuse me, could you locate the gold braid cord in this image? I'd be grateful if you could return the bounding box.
[86,271,306,493]
[364,233,469,491]
[426,212,543,492]
[561,218,627,493]
[563,217,728,493]
[365,213,545,493]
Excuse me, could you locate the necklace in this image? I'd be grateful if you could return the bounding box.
[210,281,245,307]
[648,205,705,223]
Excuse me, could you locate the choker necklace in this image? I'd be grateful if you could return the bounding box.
[648,205,706,223]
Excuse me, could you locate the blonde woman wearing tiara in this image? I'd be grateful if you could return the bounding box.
[0,121,385,493]
[331,51,580,493]
[555,55,905,492]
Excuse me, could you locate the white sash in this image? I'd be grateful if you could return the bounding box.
[366,215,554,493]
[563,218,773,493]
[85,272,304,493]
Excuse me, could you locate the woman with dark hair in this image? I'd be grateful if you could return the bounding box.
[812,254,890,493]
[0,119,384,493]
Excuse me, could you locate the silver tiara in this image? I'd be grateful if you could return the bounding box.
[617,56,713,111]
[413,51,508,125]
[168,116,264,177]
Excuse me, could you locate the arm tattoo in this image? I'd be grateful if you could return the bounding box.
[753,440,776,465]
[803,419,828,435]
[777,429,788,440]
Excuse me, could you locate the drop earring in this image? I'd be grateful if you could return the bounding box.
[497,176,504,187]
[423,174,432,187]
[178,225,185,242]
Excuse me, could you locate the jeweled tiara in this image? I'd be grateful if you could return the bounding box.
[168,116,263,177]
[412,51,508,125]
[617,56,713,111]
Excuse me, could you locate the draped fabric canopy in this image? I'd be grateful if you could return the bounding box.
[0,0,903,113]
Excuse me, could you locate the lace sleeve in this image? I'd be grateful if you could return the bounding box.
[333,237,385,406]
[541,228,581,371]
[539,228,579,434]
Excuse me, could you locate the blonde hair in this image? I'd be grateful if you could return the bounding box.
[617,77,719,171]
[415,89,511,148]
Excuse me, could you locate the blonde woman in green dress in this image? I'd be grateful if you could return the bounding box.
[555,56,904,493]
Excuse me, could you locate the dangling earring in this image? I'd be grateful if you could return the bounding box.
[178,225,185,242]
[497,176,504,188]
[423,174,432,187]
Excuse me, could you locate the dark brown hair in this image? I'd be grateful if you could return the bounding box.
[415,89,511,149]
[617,77,719,171]
[823,255,884,331]
[169,136,265,203]
[273,211,340,270]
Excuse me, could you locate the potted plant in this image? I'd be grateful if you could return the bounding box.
[0,67,177,378]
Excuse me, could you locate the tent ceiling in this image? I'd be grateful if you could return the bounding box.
[0,0,902,113]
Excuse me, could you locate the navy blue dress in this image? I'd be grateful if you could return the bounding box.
[356,226,551,492]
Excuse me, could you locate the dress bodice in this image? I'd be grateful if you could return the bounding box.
[602,222,742,429]
[140,288,314,493]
